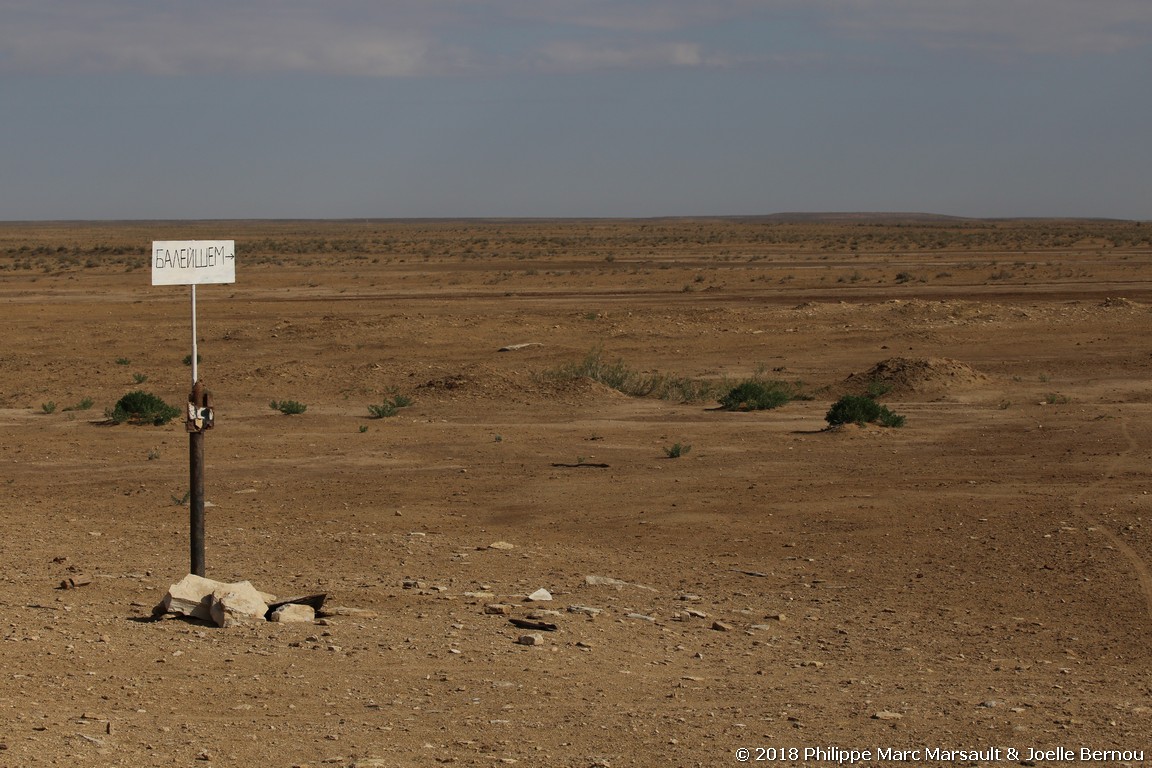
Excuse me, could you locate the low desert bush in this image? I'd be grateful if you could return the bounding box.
[663,442,692,458]
[270,399,307,415]
[825,394,905,428]
[109,391,181,426]
[368,394,413,418]
[718,380,804,411]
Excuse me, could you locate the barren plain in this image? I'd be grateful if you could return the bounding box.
[1,217,1151,767]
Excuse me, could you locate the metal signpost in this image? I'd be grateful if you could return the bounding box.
[151,240,236,576]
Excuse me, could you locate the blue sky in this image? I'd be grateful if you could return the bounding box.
[1,1,1150,220]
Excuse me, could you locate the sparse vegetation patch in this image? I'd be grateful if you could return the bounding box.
[541,348,718,403]
[368,394,413,418]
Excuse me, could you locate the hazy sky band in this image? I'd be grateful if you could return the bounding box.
[2,1,1149,219]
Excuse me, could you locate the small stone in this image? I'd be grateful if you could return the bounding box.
[584,575,657,592]
[567,604,602,616]
[526,609,561,619]
[979,700,999,708]
[711,620,733,632]
[678,594,702,602]
[321,606,377,618]
[485,604,513,615]
[488,541,515,550]
[765,613,787,622]
[526,588,552,602]
[685,609,707,619]
[516,634,544,646]
[626,613,655,622]
[872,710,902,721]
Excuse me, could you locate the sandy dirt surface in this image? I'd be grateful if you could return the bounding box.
[1,217,1151,767]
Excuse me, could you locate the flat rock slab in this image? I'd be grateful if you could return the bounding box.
[209,583,268,628]
[266,593,327,617]
[159,574,230,621]
[269,604,316,623]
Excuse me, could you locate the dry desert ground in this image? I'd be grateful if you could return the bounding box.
[1,217,1151,767]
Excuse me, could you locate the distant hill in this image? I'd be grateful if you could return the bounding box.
[750,212,975,224]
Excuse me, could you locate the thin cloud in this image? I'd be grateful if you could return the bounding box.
[0,2,465,76]
[537,40,716,71]
[1,0,1149,77]
[818,0,1152,56]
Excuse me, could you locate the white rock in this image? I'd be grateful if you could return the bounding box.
[488,541,515,550]
[269,604,315,623]
[209,582,268,628]
[161,574,229,621]
[526,588,552,602]
[584,575,657,592]
[516,634,544,646]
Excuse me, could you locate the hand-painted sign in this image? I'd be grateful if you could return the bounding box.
[151,240,236,286]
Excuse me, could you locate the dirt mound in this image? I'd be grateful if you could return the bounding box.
[415,363,630,406]
[845,356,987,397]
[1099,296,1140,310]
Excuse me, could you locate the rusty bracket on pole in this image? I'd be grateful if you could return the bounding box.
[186,380,214,433]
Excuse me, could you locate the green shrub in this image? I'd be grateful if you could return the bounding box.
[877,410,906,428]
[270,399,307,415]
[367,401,397,418]
[63,397,94,412]
[719,380,797,411]
[663,442,692,458]
[110,391,181,425]
[41,401,57,414]
[368,394,413,419]
[825,395,905,428]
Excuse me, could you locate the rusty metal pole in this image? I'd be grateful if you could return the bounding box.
[188,285,206,576]
[189,424,205,576]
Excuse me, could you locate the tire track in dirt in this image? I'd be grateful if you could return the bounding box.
[1069,417,1152,622]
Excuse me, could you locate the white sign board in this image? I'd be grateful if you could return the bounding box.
[151,240,236,286]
